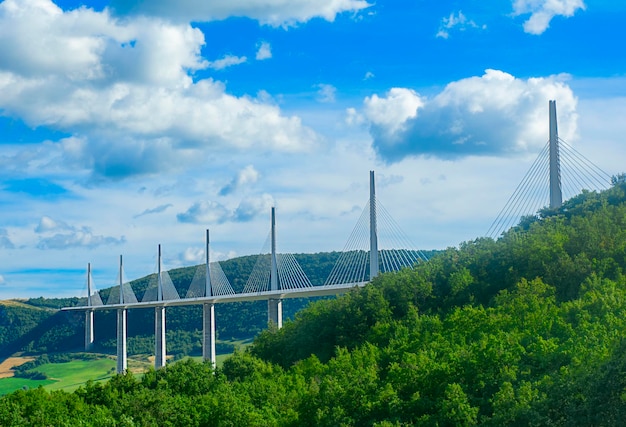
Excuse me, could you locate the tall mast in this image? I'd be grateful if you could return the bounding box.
[369,171,379,280]
[119,255,124,304]
[157,244,163,301]
[270,207,278,292]
[549,100,562,209]
[206,229,212,297]
[87,263,92,307]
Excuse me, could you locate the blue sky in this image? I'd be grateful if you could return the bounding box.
[1,0,625,298]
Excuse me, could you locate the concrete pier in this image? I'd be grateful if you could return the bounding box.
[203,303,216,367]
[116,308,127,373]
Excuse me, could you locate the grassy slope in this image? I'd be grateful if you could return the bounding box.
[38,359,117,392]
[0,377,55,395]
[0,358,117,395]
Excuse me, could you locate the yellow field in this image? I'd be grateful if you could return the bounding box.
[0,356,35,379]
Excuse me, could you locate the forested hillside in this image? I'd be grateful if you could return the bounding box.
[3,178,626,425]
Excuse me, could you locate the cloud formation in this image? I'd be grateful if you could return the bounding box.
[109,0,371,27]
[233,194,275,222]
[35,216,69,233]
[436,11,485,39]
[219,165,260,196]
[134,204,173,218]
[35,216,125,249]
[358,69,577,162]
[177,192,274,224]
[0,0,318,180]
[513,0,586,34]
[256,42,272,60]
[177,201,232,224]
[363,88,425,135]
[316,84,337,103]
[207,54,247,70]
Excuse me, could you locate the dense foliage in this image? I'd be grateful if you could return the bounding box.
[3,180,626,425]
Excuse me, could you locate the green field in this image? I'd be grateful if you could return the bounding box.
[37,358,117,392]
[0,340,248,396]
[0,377,55,396]
[0,358,117,395]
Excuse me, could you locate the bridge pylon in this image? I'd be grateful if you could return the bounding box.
[369,170,379,280]
[487,99,612,238]
[549,100,563,209]
[268,207,283,328]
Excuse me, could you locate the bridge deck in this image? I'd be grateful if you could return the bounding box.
[62,282,367,311]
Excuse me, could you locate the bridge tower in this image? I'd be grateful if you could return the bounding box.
[203,229,216,368]
[116,255,127,373]
[369,170,379,280]
[549,100,563,209]
[268,207,283,328]
[154,245,167,369]
[84,263,94,351]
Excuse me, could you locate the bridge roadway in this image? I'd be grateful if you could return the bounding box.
[61,281,367,312]
[62,281,368,373]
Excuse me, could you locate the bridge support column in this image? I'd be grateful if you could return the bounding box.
[202,303,216,368]
[268,298,282,328]
[155,307,166,369]
[85,309,94,351]
[267,208,283,328]
[85,263,95,352]
[116,308,127,373]
[549,100,562,209]
[369,170,379,280]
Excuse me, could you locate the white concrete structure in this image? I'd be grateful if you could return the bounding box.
[549,100,563,209]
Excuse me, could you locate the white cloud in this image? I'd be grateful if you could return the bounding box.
[436,10,485,39]
[207,54,247,70]
[345,107,365,126]
[109,0,371,27]
[513,0,586,35]
[134,204,172,218]
[0,0,207,85]
[181,246,205,263]
[363,88,425,135]
[316,83,337,103]
[177,201,232,224]
[0,275,5,285]
[177,192,273,224]
[35,216,125,249]
[0,0,318,180]
[35,216,71,233]
[177,246,237,265]
[256,42,272,60]
[364,71,375,80]
[359,69,577,161]
[37,231,126,249]
[233,194,275,222]
[219,165,260,196]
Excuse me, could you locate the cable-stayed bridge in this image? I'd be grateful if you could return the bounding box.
[63,100,613,373]
[64,171,427,373]
[487,100,611,238]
